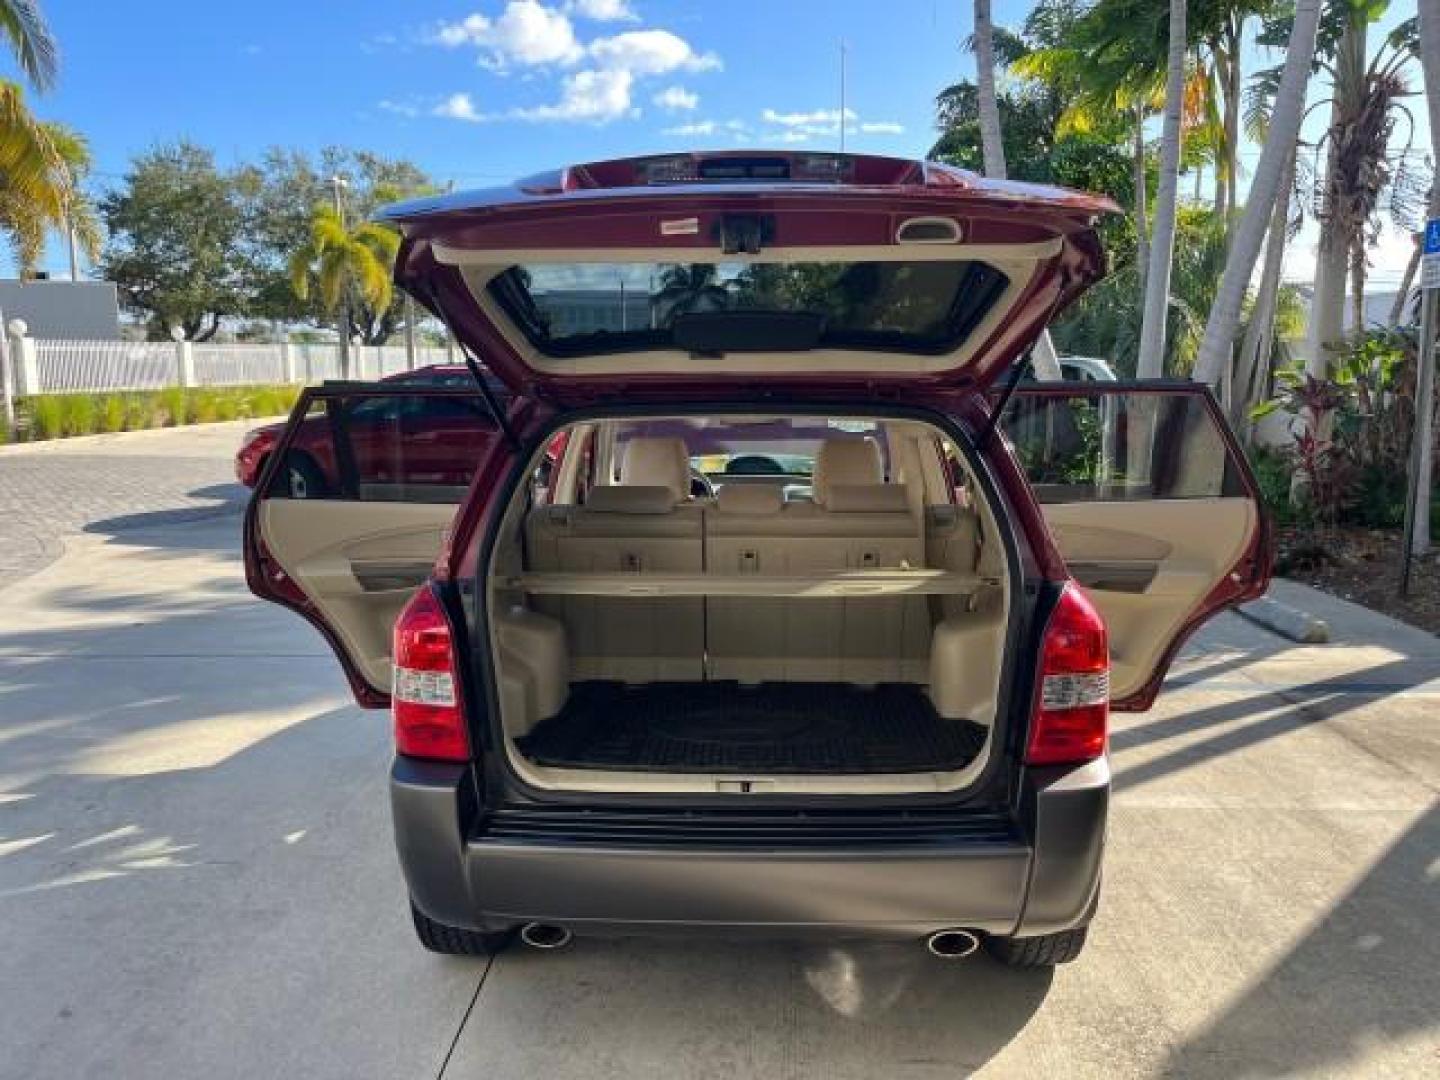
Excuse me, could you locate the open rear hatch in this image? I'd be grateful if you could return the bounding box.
[378,151,1116,405]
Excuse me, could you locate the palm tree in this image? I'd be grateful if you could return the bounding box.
[0,119,99,276]
[1133,0,1188,380]
[287,203,399,368]
[1411,0,1440,553]
[1305,6,1420,383]
[654,264,730,325]
[971,0,1063,379]
[0,1,84,279]
[1192,0,1322,389]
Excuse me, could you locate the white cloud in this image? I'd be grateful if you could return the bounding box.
[762,107,856,128]
[664,119,716,136]
[379,99,420,118]
[434,93,486,122]
[435,1,584,69]
[590,29,720,75]
[514,67,635,122]
[653,85,698,112]
[424,6,720,127]
[759,108,903,139]
[568,0,638,20]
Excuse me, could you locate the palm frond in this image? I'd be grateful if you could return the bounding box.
[0,79,64,217]
[0,0,58,92]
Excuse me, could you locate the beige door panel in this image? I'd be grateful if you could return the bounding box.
[259,500,460,691]
[1042,499,1255,700]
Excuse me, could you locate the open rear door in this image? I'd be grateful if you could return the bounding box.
[243,385,499,706]
[1001,382,1272,710]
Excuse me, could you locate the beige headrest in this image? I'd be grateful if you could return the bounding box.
[716,484,784,514]
[620,437,690,501]
[584,485,677,514]
[812,438,882,506]
[822,484,911,514]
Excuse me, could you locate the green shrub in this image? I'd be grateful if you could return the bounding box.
[1247,446,1299,526]
[28,396,63,439]
[15,384,302,442]
[158,387,187,426]
[60,395,97,436]
[124,394,152,430]
[191,390,220,423]
[100,395,127,433]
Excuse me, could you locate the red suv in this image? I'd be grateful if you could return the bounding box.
[245,152,1269,966]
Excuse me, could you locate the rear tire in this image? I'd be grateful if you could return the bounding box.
[409,902,512,957]
[985,926,1088,967]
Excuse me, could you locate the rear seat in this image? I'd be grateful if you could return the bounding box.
[525,438,704,680]
[526,436,939,686]
[706,439,930,683]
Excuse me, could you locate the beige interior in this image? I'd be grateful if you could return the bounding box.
[485,422,1015,796]
[258,500,459,690]
[1041,498,1256,699]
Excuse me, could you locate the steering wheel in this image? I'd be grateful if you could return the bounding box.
[689,468,716,498]
[723,454,786,476]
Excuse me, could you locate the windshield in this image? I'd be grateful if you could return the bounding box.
[615,418,885,478]
[489,260,1010,357]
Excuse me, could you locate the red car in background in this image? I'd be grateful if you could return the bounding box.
[235,365,508,497]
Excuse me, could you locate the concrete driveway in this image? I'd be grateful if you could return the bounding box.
[1,425,1437,1078]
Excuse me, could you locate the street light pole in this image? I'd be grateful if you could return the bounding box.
[331,175,351,379]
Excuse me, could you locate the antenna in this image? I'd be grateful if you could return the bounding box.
[839,40,847,153]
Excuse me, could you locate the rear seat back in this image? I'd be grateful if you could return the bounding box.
[706,439,930,683]
[526,441,704,681]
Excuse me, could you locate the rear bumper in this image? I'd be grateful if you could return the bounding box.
[390,757,1108,939]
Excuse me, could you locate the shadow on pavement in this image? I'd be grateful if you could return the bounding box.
[1161,799,1440,1077]
[81,481,247,542]
[449,936,1052,1078]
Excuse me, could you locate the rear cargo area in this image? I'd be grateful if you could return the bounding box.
[485,414,1013,796]
[516,681,988,774]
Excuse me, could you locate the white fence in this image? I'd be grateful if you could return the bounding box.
[9,333,458,396]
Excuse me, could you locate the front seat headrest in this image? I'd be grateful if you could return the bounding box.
[619,437,691,502]
[811,438,883,507]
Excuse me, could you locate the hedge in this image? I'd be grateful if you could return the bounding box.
[2,385,302,443]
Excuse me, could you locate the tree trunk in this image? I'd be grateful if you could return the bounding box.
[1388,233,1421,328]
[1135,0,1188,379]
[1411,0,1440,552]
[1349,236,1367,338]
[1192,0,1320,387]
[1133,107,1150,296]
[1232,149,1298,432]
[1222,17,1243,248]
[973,0,1063,379]
[973,0,1007,180]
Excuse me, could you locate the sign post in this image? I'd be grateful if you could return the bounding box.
[1400,219,1440,595]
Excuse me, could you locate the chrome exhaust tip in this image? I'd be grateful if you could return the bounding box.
[519,922,573,950]
[925,929,980,960]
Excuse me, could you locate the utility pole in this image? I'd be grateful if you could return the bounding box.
[331,175,351,379]
[839,41,847,152]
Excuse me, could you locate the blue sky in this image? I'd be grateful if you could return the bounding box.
[27,1,1431,285]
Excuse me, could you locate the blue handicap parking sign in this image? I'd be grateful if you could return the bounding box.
[1426,219,1440,255]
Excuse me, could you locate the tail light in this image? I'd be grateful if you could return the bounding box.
[392,586,470,761]
[1026,583,1109,766]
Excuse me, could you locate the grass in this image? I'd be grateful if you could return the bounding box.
[3,384,302,443]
